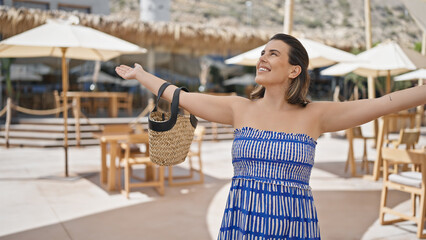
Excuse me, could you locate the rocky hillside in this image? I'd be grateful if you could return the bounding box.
[109,0,423,50]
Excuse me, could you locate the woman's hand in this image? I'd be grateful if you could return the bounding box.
[115,63,144,80]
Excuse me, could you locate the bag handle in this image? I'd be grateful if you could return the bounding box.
[173,87,198,129]
[149,83,197,132]
[152,82,171,112]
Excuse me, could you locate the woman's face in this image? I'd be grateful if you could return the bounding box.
[255,40,296,87]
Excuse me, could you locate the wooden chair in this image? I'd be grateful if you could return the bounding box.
[380,147,426,238]
[118,133,165,198]
[102,124,134,154]
[100,124,134,183]
[387,128,420,150]
[385,128,421,173]
[92,98,109,115]
[117,93,133,116]
[167,126,206,186]
[345,126,375,176]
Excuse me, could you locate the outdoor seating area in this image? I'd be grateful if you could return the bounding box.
[0,126,425,239]
[92,123,206,196]
[1,0,426,239]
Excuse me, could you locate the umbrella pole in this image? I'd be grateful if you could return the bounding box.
[283,0,294,34]
[61,48,69,177]
[386,70,391,94]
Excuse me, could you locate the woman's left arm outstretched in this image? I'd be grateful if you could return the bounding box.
[316,85,426,133]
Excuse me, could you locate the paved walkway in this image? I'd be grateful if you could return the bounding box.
[0,127,425,240]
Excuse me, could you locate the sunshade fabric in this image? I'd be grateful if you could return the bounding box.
[394,69,426,81]
[321,41,426,77]
[0,20,146,61]
[225,38,356,69]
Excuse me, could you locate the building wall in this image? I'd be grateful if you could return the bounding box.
[140,0,170,22]
[2,0,109,15]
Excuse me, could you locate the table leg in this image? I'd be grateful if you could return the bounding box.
[111,96,118,117]
[372,117,388,181]
[100,141,107,184]
[108,140,118,191]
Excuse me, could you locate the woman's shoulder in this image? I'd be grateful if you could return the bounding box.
[303,101,337,116]
[306,100,335,109]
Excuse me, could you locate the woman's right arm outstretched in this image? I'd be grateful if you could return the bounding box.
[115,64,245,125]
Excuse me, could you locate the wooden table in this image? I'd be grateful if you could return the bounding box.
[93,132,130,191]
[66,91,129,118]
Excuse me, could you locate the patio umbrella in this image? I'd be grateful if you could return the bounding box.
[223,74,256,86]
[321,41,426,93]
[77,71,121,84]
[120,79,140,87]
[0,18,146,177]
[0,72,42,82]
[394,69,426,82]
[225,38,356,69]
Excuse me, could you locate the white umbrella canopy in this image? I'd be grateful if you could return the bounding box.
[225,45,265,67]
[394,69,426,81]
[0,18,146,177]
[0,63,49,82]
[225,38,356,69]
[120,79,140,87]
[0,19,146,60]
[320,41,426,93]
[77,71,121,84]
[321,41,426,77]
[0,72,42,82]
[223,74,256,86]
[300,38,357,69]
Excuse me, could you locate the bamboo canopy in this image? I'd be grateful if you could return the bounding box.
[0,6,272,56]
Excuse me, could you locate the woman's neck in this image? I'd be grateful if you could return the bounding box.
[260,85,297,111]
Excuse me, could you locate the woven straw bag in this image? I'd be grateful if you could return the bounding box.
[148,82,198,166]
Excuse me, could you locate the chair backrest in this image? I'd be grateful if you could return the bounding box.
[396,128,420,149]
[118,94,133,104]
[102,124,133,134]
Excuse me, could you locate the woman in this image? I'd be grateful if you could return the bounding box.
[116,33,426,239]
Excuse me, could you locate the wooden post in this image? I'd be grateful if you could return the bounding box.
[364,0,379,147]
[364,0,372,50]
[5,98,11,148]
[365,0,374,97]
[386,70,391,94]
[415,32,425,128]
[147,47,155,100]
[365,0,374,96]
[72,97,81,147]
[283,0,294,34]
[61,47,69,177]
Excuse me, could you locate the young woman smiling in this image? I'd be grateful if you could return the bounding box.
[116,33,426,239]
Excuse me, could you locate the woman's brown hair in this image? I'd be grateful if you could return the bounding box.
[250,33,311,107]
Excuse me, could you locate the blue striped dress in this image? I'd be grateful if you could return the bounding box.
[218,127,320,240]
